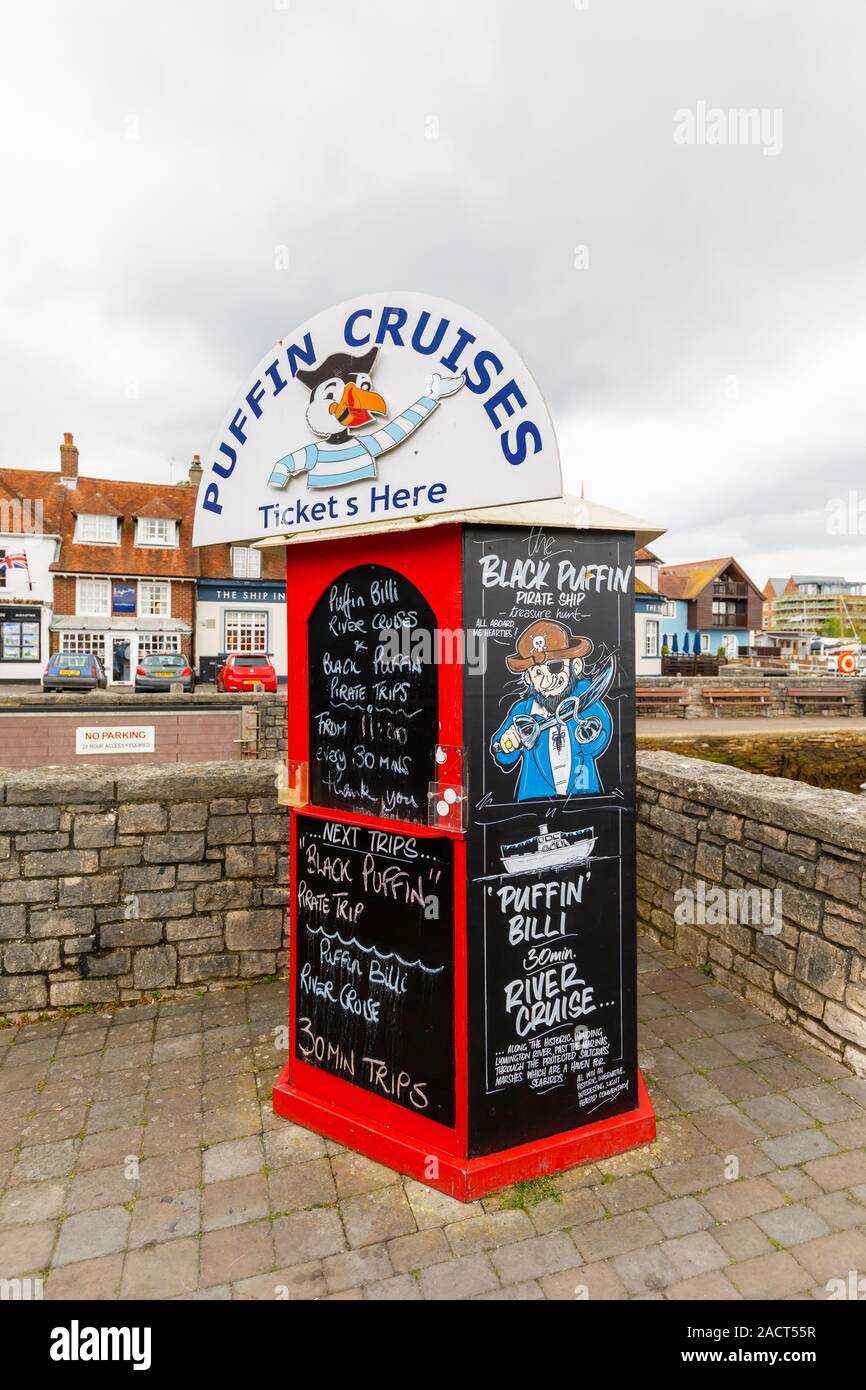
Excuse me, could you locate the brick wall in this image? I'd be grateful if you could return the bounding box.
[637,750,866,1074]
[0,760,288,1016]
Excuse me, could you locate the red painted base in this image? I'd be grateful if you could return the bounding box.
[273,1064,656,1201]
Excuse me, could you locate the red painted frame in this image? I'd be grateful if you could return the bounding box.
[272,521,655,1198]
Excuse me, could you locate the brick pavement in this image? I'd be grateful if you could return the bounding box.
[1,938,865,1300]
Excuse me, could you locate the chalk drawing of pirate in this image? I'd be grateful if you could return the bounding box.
[268,345,464,491]
[491,620,615,800]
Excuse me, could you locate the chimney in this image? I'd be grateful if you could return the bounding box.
[60,432,79,485]
[188,454,204,488]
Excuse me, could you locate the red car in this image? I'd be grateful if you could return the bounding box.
[216,653,278,692]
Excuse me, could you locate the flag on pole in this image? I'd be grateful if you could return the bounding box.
[0,552,32,589]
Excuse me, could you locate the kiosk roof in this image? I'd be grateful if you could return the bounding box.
[254,494,665,552]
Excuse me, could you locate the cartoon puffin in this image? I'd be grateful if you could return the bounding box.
[268,346,464,491]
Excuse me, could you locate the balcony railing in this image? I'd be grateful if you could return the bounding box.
[712,581,749,599]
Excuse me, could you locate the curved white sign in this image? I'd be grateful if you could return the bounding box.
[192,292,561,546]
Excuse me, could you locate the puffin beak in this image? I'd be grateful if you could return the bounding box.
[331,383,387,428]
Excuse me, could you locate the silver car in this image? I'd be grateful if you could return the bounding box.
[134,652,195,692]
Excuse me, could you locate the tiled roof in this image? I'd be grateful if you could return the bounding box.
[0,468,65,534]
[635,577,661,597]
[50,475,201,578]
[132,497,182,521]
[635,547,662,563]
[69,490,123,517]
[658,556,763,602]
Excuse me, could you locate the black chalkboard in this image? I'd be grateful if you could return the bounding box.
[294,813,455,1127]
[307,564,438,825]
[462,526,638,1156]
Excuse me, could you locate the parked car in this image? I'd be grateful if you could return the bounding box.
[216,653,278,692]
[134,652,195,692]
[42,650,107,691]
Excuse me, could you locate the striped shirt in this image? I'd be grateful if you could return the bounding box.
[268,395,439,490]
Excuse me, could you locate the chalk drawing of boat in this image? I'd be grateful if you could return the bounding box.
[500,823,596,877]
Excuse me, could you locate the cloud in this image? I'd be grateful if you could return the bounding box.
[1,0,863,585]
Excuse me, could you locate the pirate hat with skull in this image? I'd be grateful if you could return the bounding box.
[505,620,593,674]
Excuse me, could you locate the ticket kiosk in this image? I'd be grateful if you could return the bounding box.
[193,292,661,1199]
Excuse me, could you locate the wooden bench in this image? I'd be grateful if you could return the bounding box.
[637,686,688,716]
[703,686,772,716]
[789,687,856,715]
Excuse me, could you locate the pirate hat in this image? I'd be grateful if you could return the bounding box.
[506,619,593,673]
[295,346,379,394]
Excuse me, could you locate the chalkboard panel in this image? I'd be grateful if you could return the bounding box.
[307,564,438,825]
[294,813,455,1127]
[463,526,638,1156]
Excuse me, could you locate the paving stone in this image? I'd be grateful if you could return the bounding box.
[10,1139,78,1185]
[138,1149,201,1199]
[418,1253,499,1300]
[202,1135,262,1184]
[202,1173,269,1231]
[660,1073,730,1111]
[202,1101,260,1145]
[0,1219,56,1276]
[340,1185,416,1246]
[403,1178,482,1229]
[21,1104,89,1145]
[235,1261,327,1300]
[701,1177,786,1223]
[86,1095,146,1134]
[323,1242,392,1294]
[44,1253,123,1300]
[788,1084,862,1124]
[611,1244,680,1294]
[201,1221,274,1287]
[272,1208,346,1265]
[268,1157,336,1214]
[330,1150,400,1198]
[489,1232,577,1284]
[388,1227,452,1271]
[742,1093,823,1137]
[0,1180,66,1224]
[791,1228,866,1285]
[121,1236,200,1299]
[650,1196,713,1238]
[597,1173,664,1215]
[476,1279,545,1300]
[753,1056,822,1091]
[129,1189,201,1247]
[690,1104,765,1150]
[802,1150,866,1193]
[753,1203,831,1248]
[527,1188,606,1234]
[714,1217,775,1261]
[365,1273,422,1300]
[807,1191,866,1231]
[572,1210,661,1262]
[760,1129,838,1167]
[540,1261,626,1301]
[728,1250,814,1299]
[653,1154,726,1197]
[666,1270,742,1300]
[53,1205,129,1266]
[262,1123,328,1169]
[708,1064,775,1103]
[661,1229,730,1280]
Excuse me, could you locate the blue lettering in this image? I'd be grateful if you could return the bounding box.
[439,326,476,372]
[376,306,408,346]
[285,332,316,378]
[213,442,237,479]
[229,409,248,446]
[246,379,266,419]
[344,309,372,346]
[501,420,542,465]
[203,483,222,515]
[411,312,449,355]
[484,378,526,429]
[465,349,503,395]
[265,359,288,395]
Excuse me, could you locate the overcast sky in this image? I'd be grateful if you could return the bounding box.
[2,0,863,587]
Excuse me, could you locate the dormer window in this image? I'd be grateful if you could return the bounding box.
[137,517,177,547]
[76,514,119,544]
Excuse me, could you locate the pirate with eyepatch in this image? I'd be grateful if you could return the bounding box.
[491,620,613,800]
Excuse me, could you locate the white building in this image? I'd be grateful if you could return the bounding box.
[0,472,61,684]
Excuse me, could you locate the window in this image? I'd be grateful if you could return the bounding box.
[701,634,710,653]
[139,580,170,616]
[1,615,40,662]
[76,515,118,544]
[137,517,176,547]
[231,546,261,579]
[138,632,181,656]
[644,621,659,658]
[77,578,110,616]
[661,600,677,618]
[61,631,106,660]
[225,609,267,653]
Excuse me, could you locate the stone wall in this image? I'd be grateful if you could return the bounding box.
[637,674,865,718]
[637,750,866,1073]
[0,761,289,1017]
